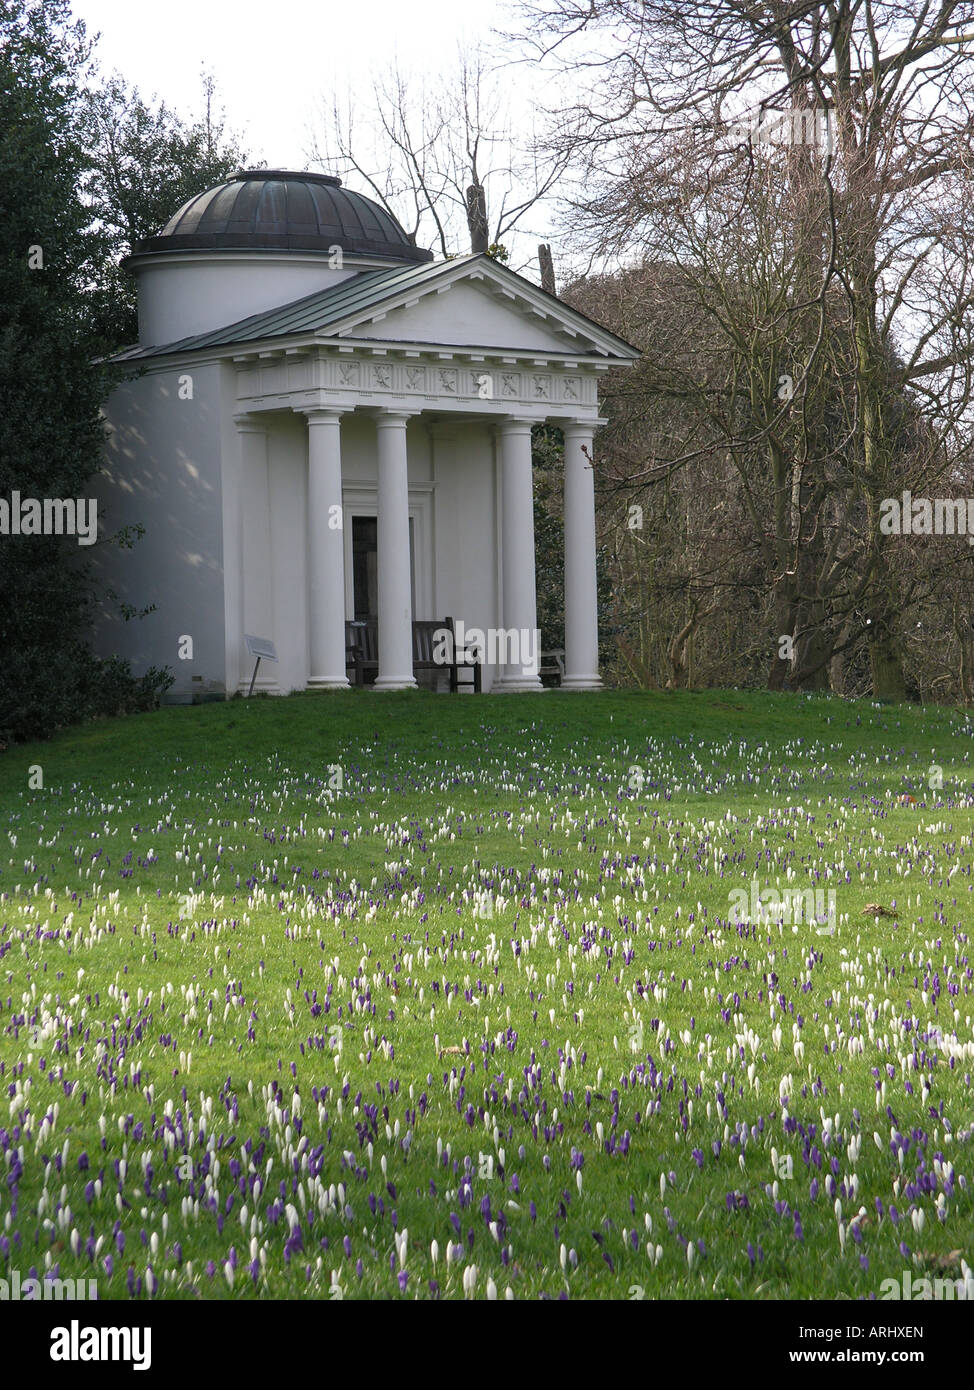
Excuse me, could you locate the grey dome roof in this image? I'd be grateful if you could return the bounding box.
[133,169,434,263]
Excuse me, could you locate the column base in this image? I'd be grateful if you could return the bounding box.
[559,675,604,691]
[306,677,351,691]
[373,677,418,691]
[493,676,546,693]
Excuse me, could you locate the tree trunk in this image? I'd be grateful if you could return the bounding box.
[538,243,556,294]
[466,183,489,253]
[767,583,796,690]
[868,622,908,700]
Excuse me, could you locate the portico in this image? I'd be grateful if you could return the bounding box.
[228,393,604,695]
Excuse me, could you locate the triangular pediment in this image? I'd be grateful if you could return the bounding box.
[328,256,638,359]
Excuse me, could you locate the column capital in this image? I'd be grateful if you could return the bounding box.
[554,416,606,435]
[300,406,346,423]
[233,412,266,434]
[374,409,418,428]
[494,416,537,437]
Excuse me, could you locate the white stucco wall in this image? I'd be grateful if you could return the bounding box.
[128,251,395,347]
[90,361,229,702]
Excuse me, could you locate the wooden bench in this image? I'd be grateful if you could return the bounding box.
[346,617,482,692]
[540,648,565,687]
[345,619,377,685]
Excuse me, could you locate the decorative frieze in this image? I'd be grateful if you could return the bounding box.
[235,349,601,414]
[501,372,521,398]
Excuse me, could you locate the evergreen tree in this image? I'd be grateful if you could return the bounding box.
[0,0,169,744]
[81,70,249,353]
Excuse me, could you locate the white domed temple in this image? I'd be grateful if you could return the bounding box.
[92,169,638,697]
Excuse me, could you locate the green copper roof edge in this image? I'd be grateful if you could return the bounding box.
[109,254,640,362]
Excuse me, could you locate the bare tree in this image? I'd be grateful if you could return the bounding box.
[515,1,974,699]
[306,45,571,271]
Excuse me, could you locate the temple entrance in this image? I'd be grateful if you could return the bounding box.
[351,514,415,619]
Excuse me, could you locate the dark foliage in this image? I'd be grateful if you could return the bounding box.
[0,0,172,744]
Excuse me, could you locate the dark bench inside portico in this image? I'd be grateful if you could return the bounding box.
[345,617,482,691]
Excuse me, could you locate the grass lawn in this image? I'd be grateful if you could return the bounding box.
[1,687,973,1301]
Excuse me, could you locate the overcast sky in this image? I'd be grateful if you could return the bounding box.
[72,0,520,171]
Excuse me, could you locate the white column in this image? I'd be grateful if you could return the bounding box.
[374,411,417,690]
[562,420,603,690]
[496,418,543,691]
[234,414,277,693]
[303,408,349,688]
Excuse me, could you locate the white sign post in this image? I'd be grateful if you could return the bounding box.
[244,634,278,696]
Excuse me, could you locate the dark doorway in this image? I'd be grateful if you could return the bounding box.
[351,514,417,620]
[352,516,378,620]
